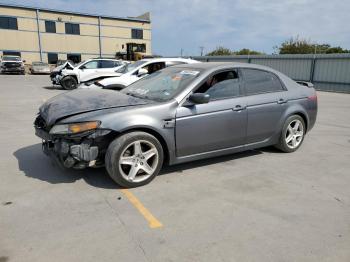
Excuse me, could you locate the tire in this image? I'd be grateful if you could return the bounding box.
[61,76,78,90]
[105,131,164,188]
[275,115,306,153]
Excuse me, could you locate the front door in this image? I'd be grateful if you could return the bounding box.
[175,69,247,157]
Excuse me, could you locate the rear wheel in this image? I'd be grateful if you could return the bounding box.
[276,115,305,153]
[105,132,164,188]
[61,76,78,90]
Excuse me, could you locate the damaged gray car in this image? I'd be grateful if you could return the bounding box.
[34,62,317,187]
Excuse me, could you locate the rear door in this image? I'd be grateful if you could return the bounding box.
[175,69,248,157]
[241,68,288,144]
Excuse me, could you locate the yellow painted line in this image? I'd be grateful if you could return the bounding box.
[121,189,163,229]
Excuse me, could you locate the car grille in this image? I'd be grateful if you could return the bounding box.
[34,114,48,130]
[3,62,21,68]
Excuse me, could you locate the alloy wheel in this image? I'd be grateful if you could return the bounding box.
[118,140,159,183]
[285,119,304,149]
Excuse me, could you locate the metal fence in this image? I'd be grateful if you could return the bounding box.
[188,54,350,93]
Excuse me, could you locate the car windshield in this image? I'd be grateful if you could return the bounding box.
[116,60,147,73]
[2,56,21,61]
[121,67,202,102]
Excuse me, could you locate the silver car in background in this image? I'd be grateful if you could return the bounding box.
[30,62,51,74]
[34,62,317,188]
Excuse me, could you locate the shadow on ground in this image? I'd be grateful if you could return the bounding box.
[42,85,63,90]
[13,143,118,189]
[14,143,273,187]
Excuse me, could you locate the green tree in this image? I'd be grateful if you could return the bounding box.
[206,47,263,56]
[206,46,233,56]
[277,37,350,54]
[234,48,263,55]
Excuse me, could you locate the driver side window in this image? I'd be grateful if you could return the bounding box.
[195,70,240,100]
[81,61,99,69]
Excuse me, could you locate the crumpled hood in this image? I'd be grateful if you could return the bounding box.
[39,89,149,125]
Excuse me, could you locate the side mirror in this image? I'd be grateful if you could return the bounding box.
[80,65,86,70]
[188,93,210,104]
[137,68,148,77]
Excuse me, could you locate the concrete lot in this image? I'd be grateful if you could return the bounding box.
[0,75,349,262]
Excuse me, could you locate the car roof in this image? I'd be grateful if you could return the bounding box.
[172,61,284,75]
[141,57,200,63]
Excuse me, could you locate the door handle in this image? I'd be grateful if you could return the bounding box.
[277,98,287,104]
[233,105,246,111]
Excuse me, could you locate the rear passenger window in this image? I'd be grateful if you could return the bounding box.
[99,60,116,68]
[195,70,240,100]
[242,69,284,95]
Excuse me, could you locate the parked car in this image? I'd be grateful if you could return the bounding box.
[0,55,25,75]
[34,62,317,187]
[80,58,201,90]
[50,60,75,85]
[58,58,126,90]
[30,62,51,74]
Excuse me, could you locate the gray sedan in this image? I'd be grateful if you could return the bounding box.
[34,62,317,187]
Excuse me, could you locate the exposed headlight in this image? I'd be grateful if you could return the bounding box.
[50,121,100,135]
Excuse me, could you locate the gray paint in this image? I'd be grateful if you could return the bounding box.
[37,62,318,166]
[189,54,350,93]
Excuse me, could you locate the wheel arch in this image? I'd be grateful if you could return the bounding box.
[114,126,171,165]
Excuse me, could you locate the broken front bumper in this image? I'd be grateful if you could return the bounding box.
[35,127,114,169]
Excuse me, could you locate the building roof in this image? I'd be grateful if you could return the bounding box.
[0,2,150,23]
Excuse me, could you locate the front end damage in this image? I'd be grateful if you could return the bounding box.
[34,115,115,169]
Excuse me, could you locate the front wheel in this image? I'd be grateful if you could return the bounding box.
[61,76,78,90]
[276,115,305,153]
[105,132,164,188]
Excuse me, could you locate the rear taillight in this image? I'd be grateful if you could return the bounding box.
[308,94,317,101]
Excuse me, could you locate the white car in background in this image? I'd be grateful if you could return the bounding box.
[59,58,126,90]
[80,58,200,90]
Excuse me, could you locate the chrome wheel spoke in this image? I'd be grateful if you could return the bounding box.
[128,165,139,181]
[134,141,142,155]
[293,121,300,131]
[140,162,154,175]
[142,148,157,160]
[286,135,293,143]
[120,156,134,166]
[295,131,303,137]
[292,137,297,147]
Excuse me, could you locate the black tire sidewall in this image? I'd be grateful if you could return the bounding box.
[62,76,77,90]
[278,115,306,153]
[105,132,164,188]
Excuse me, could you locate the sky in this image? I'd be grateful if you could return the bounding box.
[1,0,350,56]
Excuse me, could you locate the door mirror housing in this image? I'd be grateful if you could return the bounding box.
[80,65,86,70]
[137,68,148,77]
[188,93,210,104]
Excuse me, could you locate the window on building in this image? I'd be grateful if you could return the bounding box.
[65,23,80,35]
[47,53,58,64]
[45,21,56,33]
[131,29,143,39]
[67,54,81,63]
[0,16,18,30]
[3,51,21,57]
[241,69,284,95]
